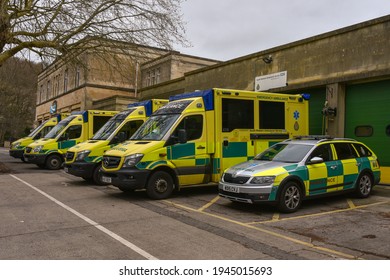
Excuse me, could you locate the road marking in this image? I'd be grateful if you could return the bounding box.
[165,200,361,259]
[9,174,158,260]
[248,201,389,225]
[198,195,220,211]
[347,199,356,209]
[272,212,280,221]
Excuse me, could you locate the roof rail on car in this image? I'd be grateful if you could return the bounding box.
[293,135,333,140]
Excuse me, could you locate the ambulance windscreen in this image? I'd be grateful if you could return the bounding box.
[92,109,135,140]
[153,100,192,115]
[131,114,180,141]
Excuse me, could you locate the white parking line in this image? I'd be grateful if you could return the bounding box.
[9,174,158,260]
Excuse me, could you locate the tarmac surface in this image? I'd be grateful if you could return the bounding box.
[0,147,389,260]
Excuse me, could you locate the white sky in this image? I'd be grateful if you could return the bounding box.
[174,0,390,61]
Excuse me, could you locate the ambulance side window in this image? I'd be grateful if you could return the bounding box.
[67,125,82,139]
[171,115,203,142]
[352,143,372,157]
[259,101,285,129]
[59,125,82,141]
[222,99,254,132]
[308,144,333,162]
[120,120,144,139]
[334,143,358,160]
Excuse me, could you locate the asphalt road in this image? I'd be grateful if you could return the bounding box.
[0,147,389,260]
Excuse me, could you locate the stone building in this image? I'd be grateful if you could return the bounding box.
[35,45,219,122]
[35,45,168,121]
[139,15,390,184]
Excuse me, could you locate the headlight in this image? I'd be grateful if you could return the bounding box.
[33,145,43,153]
[250,176,275,185]
[12,142,21,149]
[76,150,91,162]
[123,153,144,168]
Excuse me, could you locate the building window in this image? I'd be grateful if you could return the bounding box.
[75,66,80,87]
[38,84,44,103]
[355,125,373,137]
[52,74,59,97]
[64,69,68,93]
[156,68,160,84]
[151,69,155,85]
[47,80,51,99]
[146,71,151,86]
[145,68,161,86]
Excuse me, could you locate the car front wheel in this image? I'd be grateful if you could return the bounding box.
[278,181,303,213]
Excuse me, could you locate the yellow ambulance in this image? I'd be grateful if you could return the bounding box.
[64,99,168,184]
[9,113,69,162]
[101,88,310,199]
[24,110,117,169]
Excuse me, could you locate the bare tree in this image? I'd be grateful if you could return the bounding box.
[0,57,41,144]
[0,0,188,66]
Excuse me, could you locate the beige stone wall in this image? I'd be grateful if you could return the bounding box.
[140,53,220,88]
[35,45,168,120]
[36,90,83,121]
[140,16,390,97]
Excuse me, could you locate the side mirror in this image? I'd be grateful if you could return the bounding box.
[33,133,41,140]
[59,133,69,142]
[309,156,324,164]
[178,129,187,144]
[114,131,127,143]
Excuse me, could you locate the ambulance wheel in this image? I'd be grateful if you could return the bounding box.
[355,172,373,198]
[146,171,174,199]
[278,181,303,213]
[45,154,63,170]
[92,165,108,186]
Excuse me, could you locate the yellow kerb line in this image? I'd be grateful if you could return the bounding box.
[248,201,388,225]
[164,200,360,260]
[198,195,220,211]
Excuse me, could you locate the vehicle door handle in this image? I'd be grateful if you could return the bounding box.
[356,162,361,166]
[197,145,205,150]
[330,165,337,170]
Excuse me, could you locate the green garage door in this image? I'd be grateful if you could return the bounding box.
[345,80,390,172]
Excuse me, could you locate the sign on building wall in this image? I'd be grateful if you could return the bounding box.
[255,71,287,91]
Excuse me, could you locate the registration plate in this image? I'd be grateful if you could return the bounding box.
[101,176,112,184]
[222,184,239,193]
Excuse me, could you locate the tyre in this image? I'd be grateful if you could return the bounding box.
[45,154,63,170]
[355,172,373,198]
[278,181,303,213]
[146,171,174,199]
[92,165,108,186]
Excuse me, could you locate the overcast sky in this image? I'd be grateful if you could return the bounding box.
[174,0,390,61]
